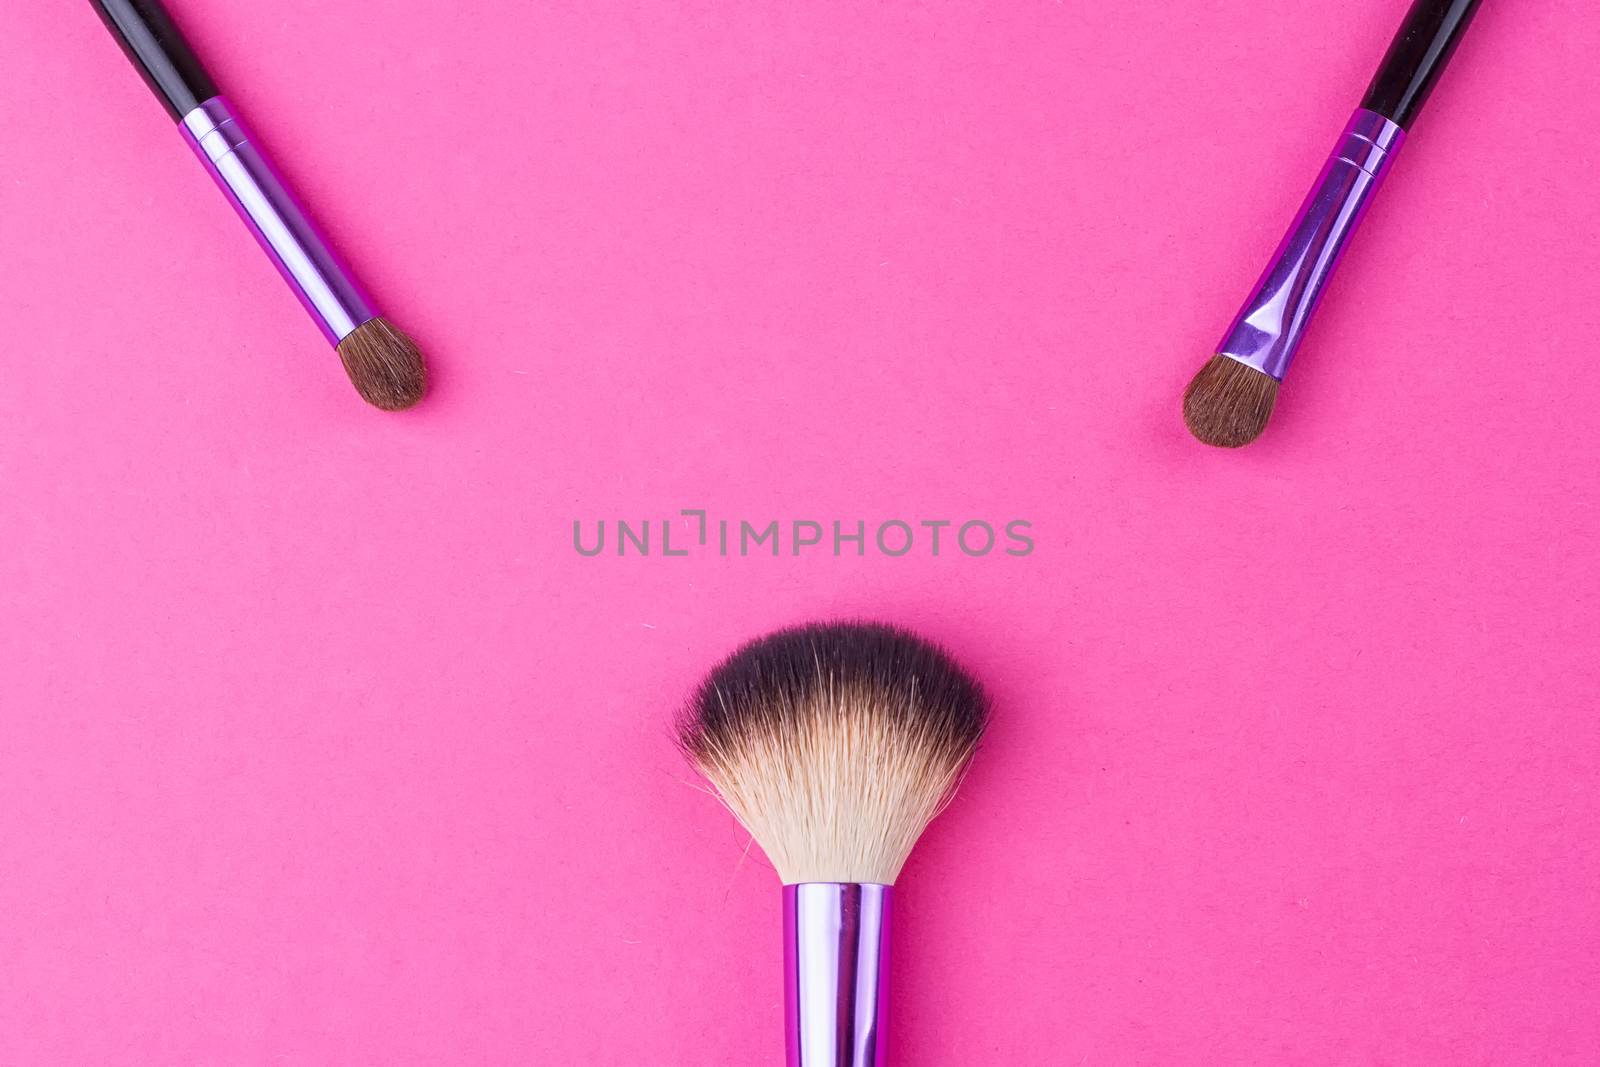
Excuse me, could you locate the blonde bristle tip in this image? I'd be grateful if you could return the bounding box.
[679,621,989,885]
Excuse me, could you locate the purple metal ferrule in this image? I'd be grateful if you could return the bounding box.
[1218,108,1405,381]
[179,97,376,345]
[784,883,890,1067]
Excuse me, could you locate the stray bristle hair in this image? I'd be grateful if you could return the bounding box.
[680,620,989,885]
[336,317,427,411]
[1183,355,1279,448]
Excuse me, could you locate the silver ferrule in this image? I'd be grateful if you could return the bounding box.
[784,883,891,1067]
[179,97,376,345]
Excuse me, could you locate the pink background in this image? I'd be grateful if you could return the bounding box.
[3,1,1597,1062]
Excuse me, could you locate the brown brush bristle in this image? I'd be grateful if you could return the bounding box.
[1182,355,1279,448]
[336,317,427,411]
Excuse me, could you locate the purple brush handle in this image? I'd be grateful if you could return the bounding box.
[179,97,377,345]
[1218,108,1405,380]
[785,883,890,1067]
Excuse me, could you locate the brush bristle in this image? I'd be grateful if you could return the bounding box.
[336,317,427,411]
[680,621,988,885]
[1183,355,1279,447]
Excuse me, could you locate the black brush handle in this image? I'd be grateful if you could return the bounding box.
[1360,0,1484,129]
[90,0,219,121]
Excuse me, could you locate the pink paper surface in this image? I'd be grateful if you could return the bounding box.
[3,2,1597,1062]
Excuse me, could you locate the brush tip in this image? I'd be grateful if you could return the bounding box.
[681,620,989,885]
[681,620,989,760]
[336,317,427,411]
[1183,355,1279,448]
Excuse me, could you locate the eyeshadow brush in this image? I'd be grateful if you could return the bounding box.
[1184,0,1484,447]
[90,0,427,410]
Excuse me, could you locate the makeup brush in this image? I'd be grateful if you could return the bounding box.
[680,621,989,1066]
[1184,0,1483,447]
[90,0,427,410]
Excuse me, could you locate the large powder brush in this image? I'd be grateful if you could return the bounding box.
[680,621,988,1066]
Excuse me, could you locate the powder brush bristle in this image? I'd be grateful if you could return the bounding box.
[336,317,427,411]
[1183,355,1279,448]
[680,621,988,885]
